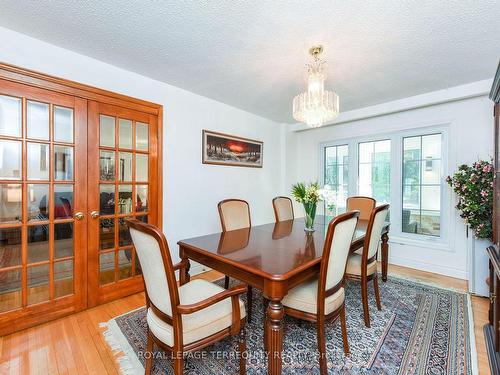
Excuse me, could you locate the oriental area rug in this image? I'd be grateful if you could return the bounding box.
[101,275,476,374]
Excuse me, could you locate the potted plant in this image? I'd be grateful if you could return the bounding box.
[446,159,493,296]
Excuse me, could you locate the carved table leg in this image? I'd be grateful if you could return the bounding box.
[381,233,389,282]
[179,249,191,285]
[266,300,284,375]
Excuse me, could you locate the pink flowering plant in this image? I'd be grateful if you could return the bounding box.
[446,160,493,239]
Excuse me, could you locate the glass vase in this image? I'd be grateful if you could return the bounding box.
[303,202,317,233]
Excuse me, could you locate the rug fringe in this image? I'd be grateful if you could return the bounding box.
[100,321,144,375]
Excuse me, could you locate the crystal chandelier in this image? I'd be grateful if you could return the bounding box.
[292,46,339,128]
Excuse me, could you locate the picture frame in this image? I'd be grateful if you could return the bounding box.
[202,130,263,168]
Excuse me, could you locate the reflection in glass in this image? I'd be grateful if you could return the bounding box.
[27,264,49,305]
[27,101,49,140]
[118,185,133,214]
[99,218,115,250]
[0,140,21,179]
[0,184,22,223]
[100,185,115,215]
[138,215,148,223]
[54,146,74,180]
[27,143,49,180]
[118,249,132,280]
[28,184,49,221]
[55,223,73,258]
[0,95,22,137]
[136,154,148,182]
[100,150,115,181]
[119,217,132,247]
[136,122,148,151]
[119,152,132,181]
[27,225,49,264]
[136,185,148,212]
[54,260,73,298]
[0,269,21,312]
[54,185,73,219]
[100,115,115,147]
[54,106,74,142]
[99,252,115,285]
[119,119,133,149]
[0,228,21,268]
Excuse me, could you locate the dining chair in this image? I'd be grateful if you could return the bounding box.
[345,204,389,328]
[218,199,254,321]
[281,211,360,375]
[272,196,294,222]
[126,219,247,375]
[346,196,376,221]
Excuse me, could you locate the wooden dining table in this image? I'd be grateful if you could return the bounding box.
[177,215,390,375]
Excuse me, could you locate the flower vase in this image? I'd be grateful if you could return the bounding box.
[303,202,317,233]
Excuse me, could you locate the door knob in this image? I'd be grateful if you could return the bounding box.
[90,211,100,219]
[74,212,84,221]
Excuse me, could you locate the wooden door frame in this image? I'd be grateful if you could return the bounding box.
[0,62,163,230]
[0,62,163,334]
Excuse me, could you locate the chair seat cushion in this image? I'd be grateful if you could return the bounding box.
[147,279,246,346]
[282,278,344,315]
[346,252,377,276]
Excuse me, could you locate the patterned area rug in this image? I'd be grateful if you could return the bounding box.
[101,276,476,374]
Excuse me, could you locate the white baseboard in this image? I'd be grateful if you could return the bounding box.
[388,255,467,280]
[189,262,212,276]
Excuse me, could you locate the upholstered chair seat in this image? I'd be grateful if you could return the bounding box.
[126,219,247,375]
[282,279,345,315]
[345,253,377,276]
[218,199,254,322]
[345,204,390,328]
[147,279,246,346]
[281,211,360,375]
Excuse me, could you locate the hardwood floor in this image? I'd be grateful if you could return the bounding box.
[0,265,491,374]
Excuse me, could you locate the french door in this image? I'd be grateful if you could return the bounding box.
[0,64,162,334]
[0,79,87,333]
[87,101,159,307]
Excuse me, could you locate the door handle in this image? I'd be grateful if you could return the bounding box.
[74,212,84,221]
[90,211,100,219]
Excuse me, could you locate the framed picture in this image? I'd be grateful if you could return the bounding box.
[202,130,263,168]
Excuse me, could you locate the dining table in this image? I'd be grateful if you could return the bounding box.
[177,215,390,375]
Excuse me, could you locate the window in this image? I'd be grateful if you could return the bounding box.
[358,140,391,204]
[402,134,442,236]
[321,127,446,241]
[324,144,349,212]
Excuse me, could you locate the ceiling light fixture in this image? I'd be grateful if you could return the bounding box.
[292,45,339,128]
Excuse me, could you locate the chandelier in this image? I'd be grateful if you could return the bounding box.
[292,45,339,128]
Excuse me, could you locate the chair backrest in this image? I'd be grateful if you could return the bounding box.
[319,211,360,293]
[364,204,390,260]
[218,199,251,231]
[346,196,376,221]
[126,219,179,317]
[272,196,294,222]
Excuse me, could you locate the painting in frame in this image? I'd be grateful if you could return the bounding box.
[202,130,263,168]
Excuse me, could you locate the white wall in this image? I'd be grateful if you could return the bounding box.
[1,26,494,280]
[285,94,493,279]
[0,27,284,266]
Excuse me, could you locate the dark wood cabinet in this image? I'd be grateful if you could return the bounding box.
[485,61,500,374]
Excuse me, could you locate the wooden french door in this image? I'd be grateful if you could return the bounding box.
[0,79,88,333]
[87,101,159,307]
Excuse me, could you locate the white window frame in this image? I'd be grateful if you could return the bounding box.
[319,123,451,249]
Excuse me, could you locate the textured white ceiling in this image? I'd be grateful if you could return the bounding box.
[0,1,499,123]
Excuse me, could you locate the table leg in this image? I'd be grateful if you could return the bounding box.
[381,233,389,282]
[179,253,191,285]
[266,299,284,375]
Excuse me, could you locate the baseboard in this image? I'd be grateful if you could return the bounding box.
[189,262,212,276]
[388,255,467,280]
